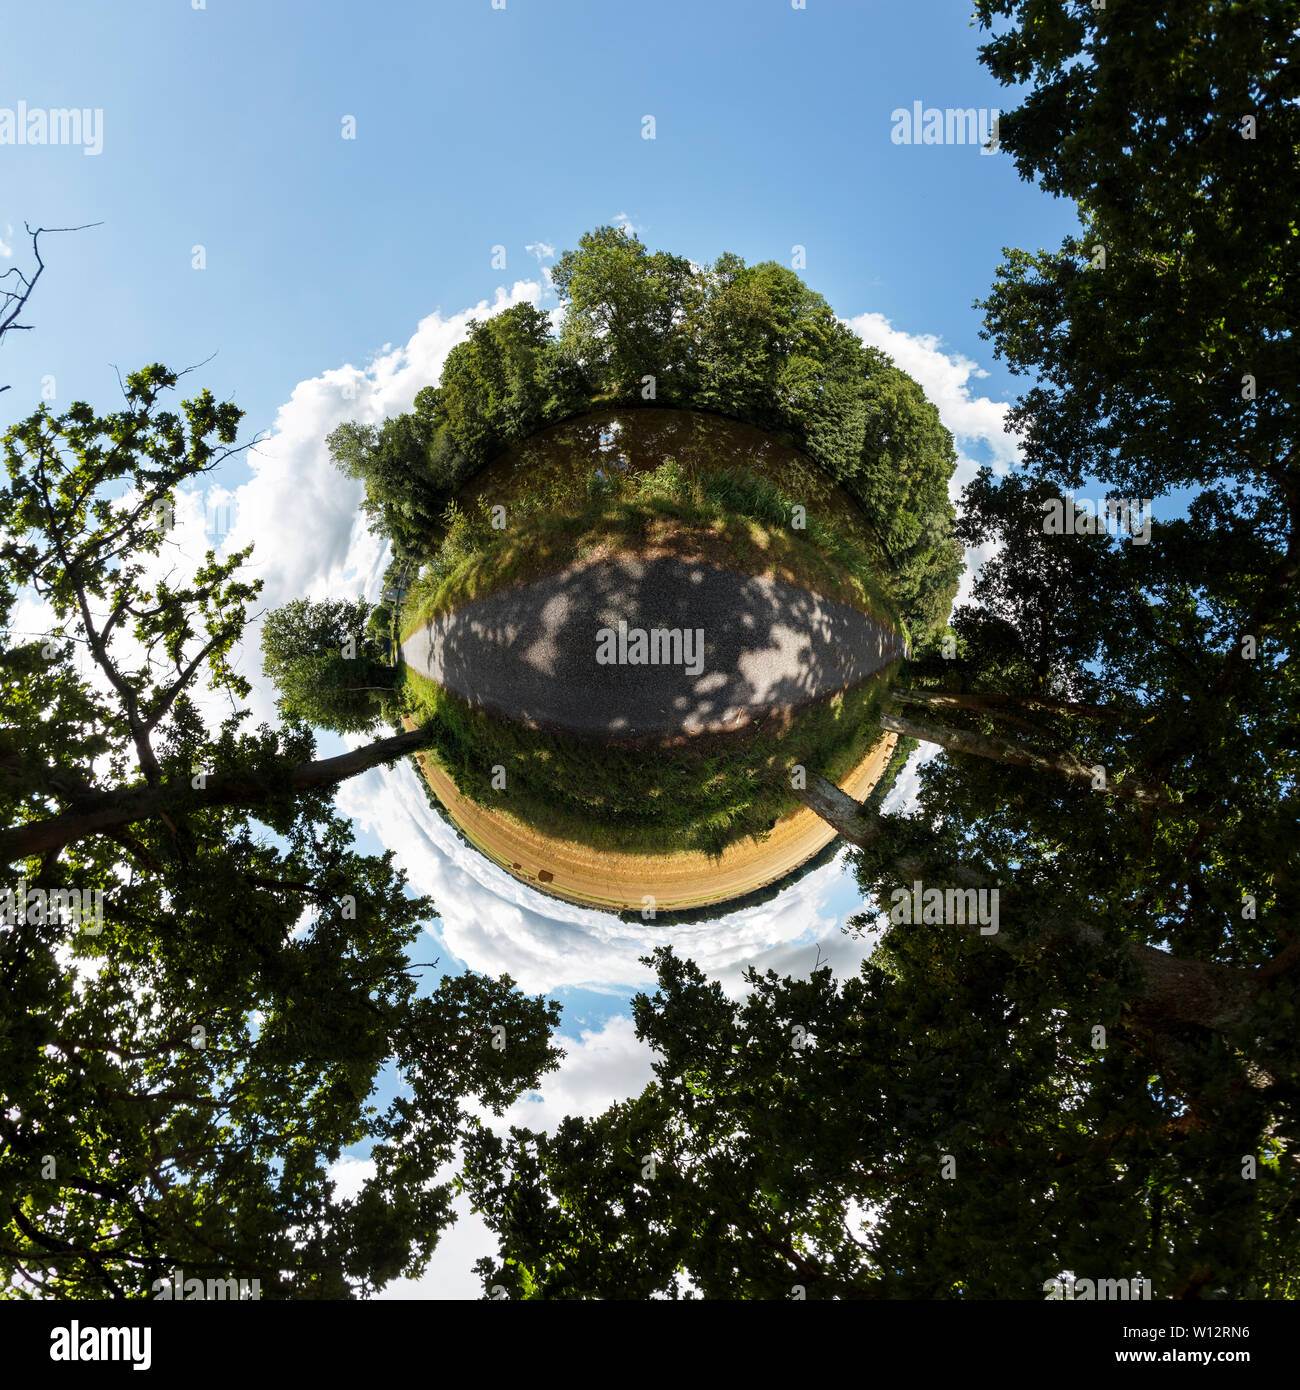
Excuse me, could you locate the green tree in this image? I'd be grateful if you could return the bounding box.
[973,0,1296,498]
[459,1,1299,1301]
[551,225,697,398]
[429,301,584,461]
[462,947,1296,1299]
[0,368,443,867]
[550,237,962,642]
[328,227,963,645]
[0,364,563,1296]
[327,413,446,559]
[261,596,396,734]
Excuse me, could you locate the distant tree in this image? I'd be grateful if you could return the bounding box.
[326,224,962,644]
[430,301,585,460]
[261,596,395,734]
[327,413,445,558]
[331,303,587,560]
[551,225,697,398]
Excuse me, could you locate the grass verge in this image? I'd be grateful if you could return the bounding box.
[400,462,906,644]
[399,663,894,859]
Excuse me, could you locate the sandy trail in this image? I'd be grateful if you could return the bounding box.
[402,718,896,913]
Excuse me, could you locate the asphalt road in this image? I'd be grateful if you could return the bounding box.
[402,555,906,738]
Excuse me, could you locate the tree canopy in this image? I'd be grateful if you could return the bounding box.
[0,364,563,1297]
[261,596,396,735]
[332,230,962,644]
[456,0,1299,1300]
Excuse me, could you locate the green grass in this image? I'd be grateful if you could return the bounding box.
[400,663,893,859]
[399,461,907,646]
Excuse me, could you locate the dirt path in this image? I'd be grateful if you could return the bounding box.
[402,717,896,913]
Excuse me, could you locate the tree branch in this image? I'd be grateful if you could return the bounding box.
[0,721,439,864]
[791,772,1261,1039]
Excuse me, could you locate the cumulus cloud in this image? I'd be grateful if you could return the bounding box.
[21,280,1009,1004]
[844,310,1021,480]
[492,1014,655,1132]
[116,286,1015,1003]
[335,753,861,995]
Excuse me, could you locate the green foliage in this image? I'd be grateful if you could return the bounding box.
[403,458,904,641]
[455,1,1300,1303]
[333,228,961,644]
[0,367,565,1297]
[552,226,697,397]
[403,668,891,860]
[463,948,1297,1300]
[330,303,588,561]
[327,414,446,559]
[971,0,1297,494]
[261,596,396,734]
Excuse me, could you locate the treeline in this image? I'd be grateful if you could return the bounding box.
[334,233,962,642]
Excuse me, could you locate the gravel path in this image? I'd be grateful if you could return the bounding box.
[402,555,905,738]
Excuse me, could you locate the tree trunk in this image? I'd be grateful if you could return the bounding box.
[878,709,1184,811]
[792,772,1260,1038]
[888,687,1139,722]
[0,723,437,865]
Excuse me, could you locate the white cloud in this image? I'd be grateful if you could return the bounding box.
[120,289,996,1006]
[20,267,1011,1300]
[335,754,860,995]
[0,224,13,258]
[327,1153,376,1204]
[76,288,995,1292]
[525,243,556,294]
[491,1014,655,1133]
[844,310,1021,479]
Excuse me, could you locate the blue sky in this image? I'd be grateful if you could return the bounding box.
[2,0,1077,432]
[4,0,1086,1296]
